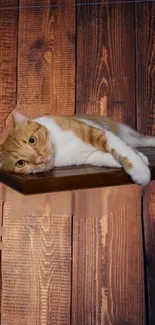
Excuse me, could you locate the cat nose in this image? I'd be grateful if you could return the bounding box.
[39,157,45,164]
[36,156,46,164]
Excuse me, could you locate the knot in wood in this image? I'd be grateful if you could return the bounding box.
[28,48,42,64]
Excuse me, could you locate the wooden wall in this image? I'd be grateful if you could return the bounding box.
[0,0,154,324]
[0,1,154,127]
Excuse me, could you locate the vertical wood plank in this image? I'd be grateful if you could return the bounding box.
[143,181,155,325]
[136,2,155,134]
[76,2,136,126]
[0,1,18,129]
[1,2,75,323]
[0,184,5,324]
[72,186,145,325]
[0,2,17,321]
[136,3,155,324]
[0,184,4,245]
[1,187,72,325]
[17,0,75,117]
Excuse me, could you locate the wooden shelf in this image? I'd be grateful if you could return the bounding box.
[0,148,155,195]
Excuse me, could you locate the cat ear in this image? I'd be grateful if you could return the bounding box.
[0,145,3,169]
[12,110,28,129]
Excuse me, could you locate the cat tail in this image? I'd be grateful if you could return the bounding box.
[117,122,155,147]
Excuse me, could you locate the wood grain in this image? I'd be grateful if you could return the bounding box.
[76,2,136,127]
[0,184,5,325]
[1,188,72,325]
[72,186,145,325]
[17,0,75,117]
[0,1,18,130]
[0,2,154,324]
[143,181,155,325]
[0,184,4,248]
[0,3,75,324]
[136,3,155,324]
[0,0,13,307]
[136,2,155,134]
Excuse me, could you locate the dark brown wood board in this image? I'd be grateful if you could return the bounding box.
[72,187,145,325]
[143,181,155,325]
[76,1,136,127]
[136,1,155,135]
[136,2,155,324]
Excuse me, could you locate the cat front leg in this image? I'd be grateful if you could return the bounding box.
[104,130,150,186]
[137,151,149,166]
[85,151,121,167]
[124,145,149,166]
[54,149,121,168]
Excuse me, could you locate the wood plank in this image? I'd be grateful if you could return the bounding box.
[76,1,136,127]
[0,185,4,249]
[0,147,154,195]
[143,181,155,325]
[0,1,18,130]
[17,0,75,117]
[72,186,145,325]
[136,1,155,134]
[0,2,17,322]
[0,184,5,325]
[1,188,72,325]
[136,3,155,324]
[1,2,75,324]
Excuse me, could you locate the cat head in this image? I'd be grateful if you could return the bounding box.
[0,111,55,174]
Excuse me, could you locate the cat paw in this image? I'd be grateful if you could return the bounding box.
[128,161,151,186]
[137,151,149,166]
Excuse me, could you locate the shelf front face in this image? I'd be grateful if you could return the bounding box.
[0,148,154,195]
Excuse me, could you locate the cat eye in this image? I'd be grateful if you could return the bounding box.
[29,136,37,145]
[16,160,25,168]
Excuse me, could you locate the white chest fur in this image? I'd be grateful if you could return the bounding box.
[35,116,95,166]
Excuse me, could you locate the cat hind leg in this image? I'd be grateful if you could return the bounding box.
[86,151,121,168]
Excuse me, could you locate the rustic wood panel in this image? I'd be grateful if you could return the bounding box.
[0,1,18,130]
[136,3,155,324]
[0,185,4,249]
[136,1,155,134]
[16,0,75,117]
[0,184,5,324]
[143,182,155,324]
[143,181,155,325]
[0,2,75,324]
[0,1,15,315]
[1,187,72,325]
[72,186,145,325]
[76,2,136,126]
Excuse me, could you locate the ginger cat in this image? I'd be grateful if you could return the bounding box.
[0,110,154,186]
